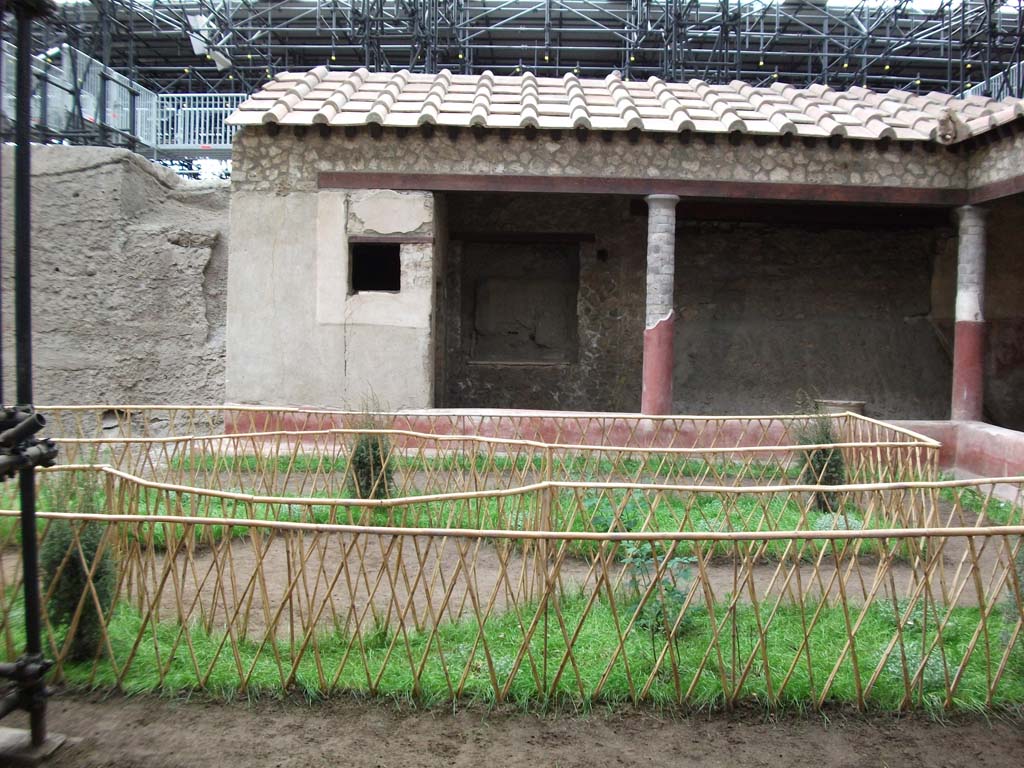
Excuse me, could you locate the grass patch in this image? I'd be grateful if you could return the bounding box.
[169,452,807,484]
[172,454,350,475]
[29,595,1024,712]
[938,483,1023,526]
[557,489,898,560]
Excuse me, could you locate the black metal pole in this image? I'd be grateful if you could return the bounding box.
[98,71,108,145]
[13,3,45,748]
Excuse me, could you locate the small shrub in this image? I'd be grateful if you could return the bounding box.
[39,471,115,661]
[795,394,847,513]
[621,540,698,644]
[346,398,395,500]
[349,433,393,500]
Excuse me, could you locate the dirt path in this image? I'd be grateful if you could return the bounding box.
[5,692,1023,767]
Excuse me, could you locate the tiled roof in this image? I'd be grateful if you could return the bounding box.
[227,67,1024,144]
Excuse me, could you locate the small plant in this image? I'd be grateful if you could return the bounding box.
[584,490,644,533]
[812,512,863,531]
[795,392,847,514]
[621,539,698,653]
[39,470,115,661]
[362,614,391,650]
[349,433,393,499]
[348,398,394,500]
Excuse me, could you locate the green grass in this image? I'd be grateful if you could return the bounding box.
[3,471,906,561]
[26,594,1024,712]
[170,452,808,483]
[4,467,1020,713]
[938,484,1023,526]
[171,453,350,475]
[557,489,898,560]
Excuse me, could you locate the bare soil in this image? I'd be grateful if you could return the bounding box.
[5,692,1023,767]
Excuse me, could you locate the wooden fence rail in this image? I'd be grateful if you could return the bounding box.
[1,466,1020,710]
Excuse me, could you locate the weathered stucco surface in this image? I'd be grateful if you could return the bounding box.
[0,146,228,405]
[227,187,435,409]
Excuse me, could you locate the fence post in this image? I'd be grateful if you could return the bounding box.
[536,447,553,599]
[98,70,108,144]
[536,446,555,697]
[128,88,137,152]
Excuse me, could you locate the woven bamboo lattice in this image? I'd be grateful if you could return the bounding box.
[39,405,937,448]
[1,411,1019,710]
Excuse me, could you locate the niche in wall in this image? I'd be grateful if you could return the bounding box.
[464,241,580,364]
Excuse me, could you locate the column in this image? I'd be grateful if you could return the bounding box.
[641,194,679,415]
[951,205,987,422]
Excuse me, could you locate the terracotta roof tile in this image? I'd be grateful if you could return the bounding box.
[227,67,1024,144]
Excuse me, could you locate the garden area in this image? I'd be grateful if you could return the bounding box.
[0,407,1021,713]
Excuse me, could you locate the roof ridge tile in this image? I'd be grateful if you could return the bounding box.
[227,67,1024,144]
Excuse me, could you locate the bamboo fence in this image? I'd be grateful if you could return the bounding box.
[38,405,938,449]
[0,410,1016,710]
[0,467,1020,708]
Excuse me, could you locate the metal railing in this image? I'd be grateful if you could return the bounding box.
[2,41,157,147]
[156,93,245,150]
[963,61,1024,101]
[2,42,243,154]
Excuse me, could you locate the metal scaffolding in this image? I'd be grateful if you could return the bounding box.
[2,1,1023,152]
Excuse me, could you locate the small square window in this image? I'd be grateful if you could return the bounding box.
[350,243,401,293]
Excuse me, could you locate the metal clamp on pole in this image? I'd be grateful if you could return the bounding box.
[0,407,58,480]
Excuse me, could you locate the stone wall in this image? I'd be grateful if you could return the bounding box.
[967,129,1024,189]
[232,127,966,195]
[443,193,645,411]
[442,193,955,419]
[674,217,953,418]
[0,146,228,406]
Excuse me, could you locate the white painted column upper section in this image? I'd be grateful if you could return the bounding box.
[644,194,680,328]
[954,205,987,323]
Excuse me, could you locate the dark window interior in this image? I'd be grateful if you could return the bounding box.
[350,243,401,293]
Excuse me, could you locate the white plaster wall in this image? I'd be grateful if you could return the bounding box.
[227,188,435,408]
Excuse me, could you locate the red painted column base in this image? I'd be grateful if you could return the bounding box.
[951,320,985,422]
[641,311,675,415]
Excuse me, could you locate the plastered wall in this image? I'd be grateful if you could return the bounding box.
[0,146,228,406]
[226,187,436,409]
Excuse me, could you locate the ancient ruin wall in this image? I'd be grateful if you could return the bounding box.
[443,193,954,419]
[231,128,966,195]
[931,192,1024,430]
[967,129,1024,189]
[0,146,229,406]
